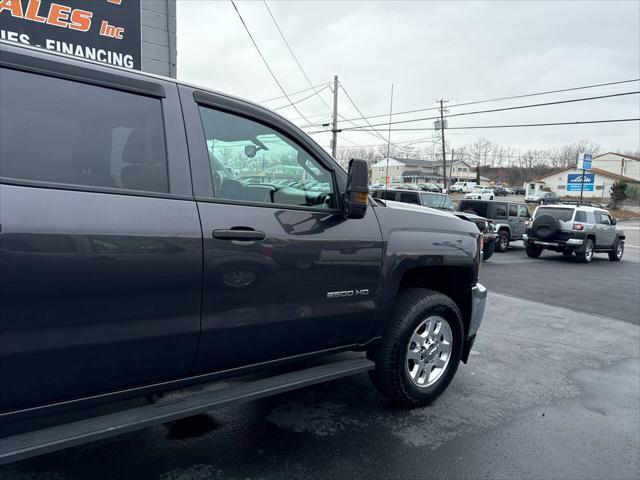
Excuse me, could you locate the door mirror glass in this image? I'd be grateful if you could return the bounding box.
[344,158,369,219]
[244,145,257,158]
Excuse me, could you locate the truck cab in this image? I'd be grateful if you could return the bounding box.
[0,42,487,461]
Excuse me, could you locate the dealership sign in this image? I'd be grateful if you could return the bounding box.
[0,0,141,69]
[567,173,595,192]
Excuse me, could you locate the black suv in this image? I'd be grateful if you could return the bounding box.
[457,199,530,252]
[372,190,498,260]
[0,43,487,461]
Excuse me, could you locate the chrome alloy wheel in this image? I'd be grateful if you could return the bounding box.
[584,241,594,262]
[405,315,452,387]
[616,241,624,259]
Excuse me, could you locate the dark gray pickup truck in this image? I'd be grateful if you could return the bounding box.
[0,43,486,463]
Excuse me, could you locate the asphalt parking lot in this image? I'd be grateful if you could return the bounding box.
[2,221,638,480]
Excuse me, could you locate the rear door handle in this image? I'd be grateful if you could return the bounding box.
[212,229,266,241]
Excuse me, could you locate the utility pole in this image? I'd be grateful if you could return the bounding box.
[331,75,339,158]
[439,99,449,191]
[385,83,394,190]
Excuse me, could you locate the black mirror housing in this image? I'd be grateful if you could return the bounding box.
[344,158,369,219]
[611,218,617,225]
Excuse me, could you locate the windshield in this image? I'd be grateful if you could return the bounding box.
[420,193,451,209]
[536,207,575,221]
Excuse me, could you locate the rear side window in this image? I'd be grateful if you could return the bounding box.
[0,68,168,193]
[575,211,587,222]
[400,192,419,204]
[508,205,518,217]
[536,207,575,221]
[459,200,487,217]
[380,191,397,201]
[494,204,507,218]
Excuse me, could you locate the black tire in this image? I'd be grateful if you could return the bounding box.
[576,238,594,263]
[367,288,463,407]
[531,214,560,240]
[538,199,545,205]
[608,239,624,261]
[482,240,495,261]
[525,245,542,258]
[490,195,494,200]
[496,230,510,252]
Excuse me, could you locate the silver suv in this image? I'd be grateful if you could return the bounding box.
[523,202,625,263]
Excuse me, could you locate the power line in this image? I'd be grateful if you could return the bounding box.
[230,0,313,124]
[319,117,639,133]
[262,0,333,114]
[338,91,640,131]
[336,78,640,124]
[339,84,413,152]
[273,85,331,110]
[259,82,330,103]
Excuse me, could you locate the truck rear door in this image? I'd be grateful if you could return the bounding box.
[0,60,201,413]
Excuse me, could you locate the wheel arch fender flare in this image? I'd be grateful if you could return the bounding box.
[494,223,511,235]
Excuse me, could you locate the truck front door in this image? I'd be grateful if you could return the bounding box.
[180,87,383,373]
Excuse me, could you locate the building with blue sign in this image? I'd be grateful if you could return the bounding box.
[526,162,638,201]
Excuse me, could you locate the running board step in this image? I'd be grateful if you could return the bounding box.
[0,358,374,465]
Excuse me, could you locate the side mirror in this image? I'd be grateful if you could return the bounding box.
[244,145,257,158]
[344,158,369,219]
[611,218,617,225]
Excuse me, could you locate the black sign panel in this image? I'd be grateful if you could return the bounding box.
[0,0,141,69]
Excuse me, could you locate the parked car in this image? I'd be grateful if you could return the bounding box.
[513,187,526,195]
[523,203,625,263]
[372,189,453,210]
[0,42,487,462]
[504,187,515,195]
[419,183,442,193]
[372,190,497,261]
[525,191,557,205]
[449,181,477,193]
[465,186,495,200]
[369,183,385,189]
[457,199,530,252]
[493,186,509,197]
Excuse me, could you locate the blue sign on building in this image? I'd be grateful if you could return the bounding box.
[567,173,595,192]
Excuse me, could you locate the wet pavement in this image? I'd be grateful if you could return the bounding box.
[1,223,639,480]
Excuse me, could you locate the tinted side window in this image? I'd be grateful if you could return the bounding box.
[0,68,168,193]
[508,205,518,217]
[198,106,336,209]
[400,193,419,204]
[459,201,487,217]
[494,204,507,218]
[381,191,397,201]
[575,211,587,222]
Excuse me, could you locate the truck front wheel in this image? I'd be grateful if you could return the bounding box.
[367,288,463,407]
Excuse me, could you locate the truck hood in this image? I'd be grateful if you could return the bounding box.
[378,200,479,235]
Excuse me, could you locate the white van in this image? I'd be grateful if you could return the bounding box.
[450,181,477,193]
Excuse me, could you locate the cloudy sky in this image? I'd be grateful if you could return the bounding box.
[177,1,640,155]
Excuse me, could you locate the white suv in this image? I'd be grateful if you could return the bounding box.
[465,186,494,200]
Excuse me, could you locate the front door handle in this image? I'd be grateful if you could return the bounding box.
[212,229,266,241]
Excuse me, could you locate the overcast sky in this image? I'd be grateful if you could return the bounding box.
[177,1,640,155]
